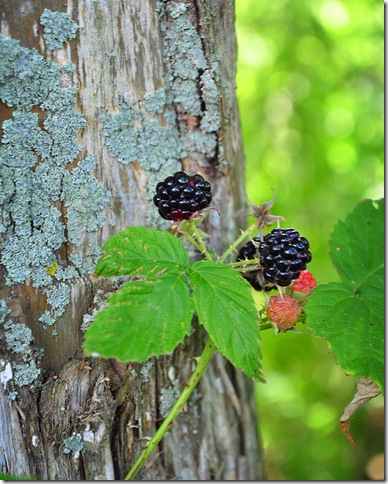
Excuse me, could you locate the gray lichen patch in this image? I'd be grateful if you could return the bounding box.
[159,380,181,418]
[158,2,207,115]
[180,130,217,161]
[156,1,223,164]
[199,69,221,133]
[63,432,83,457]
[11,361,41,387]
[144,87,167,115]
[103,97,181,170]
[62,156,110,247]
[0,300,42,388]
[102,93,181,228]
[4,321,35,354]
[139,360,154,383]
[0,36,59,109]
[0,26,110,335]
[40,9,79,51]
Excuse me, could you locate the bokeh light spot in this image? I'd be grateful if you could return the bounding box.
[306,402,336,430]
[324,108,355,138]
[265,91,293,125]
[288,72,311,102]
[264,151,292,176]
[296,36,326,65]
[315,0,349,30]
[327,141,357,172]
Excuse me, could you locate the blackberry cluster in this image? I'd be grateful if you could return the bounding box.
[237,228,312,290]
[235,239,267,291]
[153,171,212,221]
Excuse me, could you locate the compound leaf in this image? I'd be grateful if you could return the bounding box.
[189,261,264,382]
[84,271,193,362]
[306,281,383,391]
[95,226,190,277]
[329,198,384,289]
[306,199,384,392]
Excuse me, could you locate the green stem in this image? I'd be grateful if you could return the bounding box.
[181,232,204,254]
[124,337,217,480]
[218,219,259,263]
[187,219,214,261]
[227,258,261,269]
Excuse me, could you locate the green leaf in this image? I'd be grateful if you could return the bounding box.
[95,226,190,277]
[84,271,193,362]
[306,199,384,392]
[305,282,384,392]
[329,198,384,290]
[189,261,264,382]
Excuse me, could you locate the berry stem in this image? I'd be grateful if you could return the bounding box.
[259,322,274,331]
[228,258,261,270]
[185,219,214,261]
[180,231,205,254]
[124,337,217,480]
[218,220,259,263]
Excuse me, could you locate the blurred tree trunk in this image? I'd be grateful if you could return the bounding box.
[0,0,264,480]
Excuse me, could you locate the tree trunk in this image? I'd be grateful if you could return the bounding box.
[0,0,264,480]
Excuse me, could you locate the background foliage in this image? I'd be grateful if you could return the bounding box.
[235,0,384,480]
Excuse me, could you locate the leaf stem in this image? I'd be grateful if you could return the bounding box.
[218,220,259,263]
[124,337,217,480]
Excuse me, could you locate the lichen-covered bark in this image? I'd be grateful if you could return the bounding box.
[0,0,264,480]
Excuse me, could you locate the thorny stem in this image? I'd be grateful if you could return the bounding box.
[218,219,259,263]
[124,337,217,480]
[228,258,261,270]
[185,218,214,261]
[180,231,204,254]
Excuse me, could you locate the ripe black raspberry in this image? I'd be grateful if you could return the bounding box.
[259,228,312,286]
[237,228,312,289]
[153,171,212,221]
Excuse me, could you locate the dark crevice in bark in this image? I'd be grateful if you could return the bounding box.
[79,452,87,480]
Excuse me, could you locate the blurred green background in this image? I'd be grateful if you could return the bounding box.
[235,0,384,480]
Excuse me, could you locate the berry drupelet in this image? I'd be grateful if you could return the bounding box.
[237,228,312,290]
[153,171,212,221]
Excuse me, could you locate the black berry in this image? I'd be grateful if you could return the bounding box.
[236,228,312,290]
[153,171,212,221]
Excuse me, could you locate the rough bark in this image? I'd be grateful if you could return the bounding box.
[0,0,264,480]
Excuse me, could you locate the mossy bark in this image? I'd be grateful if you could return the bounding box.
[0,0,264,479]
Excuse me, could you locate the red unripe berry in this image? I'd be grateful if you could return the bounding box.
[266,294,301,332]
[292,270,317,295]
